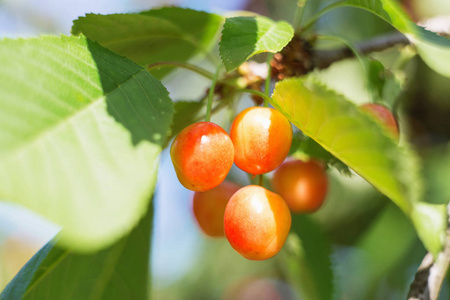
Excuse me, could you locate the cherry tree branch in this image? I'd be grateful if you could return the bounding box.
[270,32,410,79]
[311,32,410,69]
[407,205,450,300]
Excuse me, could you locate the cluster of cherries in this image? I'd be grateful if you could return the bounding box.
[170,102,398,261]
[171,106,330,260]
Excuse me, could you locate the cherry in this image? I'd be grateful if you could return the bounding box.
[170,122,234,192]
[272,159,328,213]
[192,180,240,237]
[360,103,399,140]
[230,107,292,175]
[224,185,292,260]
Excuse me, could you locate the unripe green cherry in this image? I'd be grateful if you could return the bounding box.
[170,122,234,192]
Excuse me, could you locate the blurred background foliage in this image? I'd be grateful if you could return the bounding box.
[0,0,449,299]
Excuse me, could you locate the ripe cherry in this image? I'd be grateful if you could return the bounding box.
[192,181,240,237]
[230,107,293,175]
[224,185,292,260]
[272,159,328,213]
[360,103,399,140]
[170,122,234,192]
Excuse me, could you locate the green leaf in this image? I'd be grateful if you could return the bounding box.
[290,133,351,175]
[219,16,294,71]
[365,58,405,106]
[271,77,445,254]
[0,202,153,300]
[411,202,447,258]
[72,7,223,78]
[290,133,331,160]
[340,0,450,78]
[272,77,417,212]
[308,55,405,109]
[366,58,386,102]
[0,35,173,251]
[382,69,405,107]
[412,26,450,78]
[280,216,334,300]
[381,0,450,78]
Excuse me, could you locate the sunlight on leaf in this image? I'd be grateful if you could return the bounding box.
[0,35,173,251]
[272,77,415,212]
[271,77,446,255]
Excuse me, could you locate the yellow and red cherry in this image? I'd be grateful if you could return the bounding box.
[170,122,234,192]
[192,181,240,237]
[272,159,328,213]
[360,103,399,140]
[224,185,292,260]
[230,107,293,175]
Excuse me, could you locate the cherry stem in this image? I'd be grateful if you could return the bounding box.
[264,53,274,107]
[293,0,308,32]
[258,174,264,187]
[205,66,222,122]
[238,89,272,105]
[147,61,215,79]
[391,46,416,111]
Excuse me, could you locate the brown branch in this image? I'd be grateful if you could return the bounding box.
[271,32,410,80]
[311,32,410,69]
[407,205,450,300]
